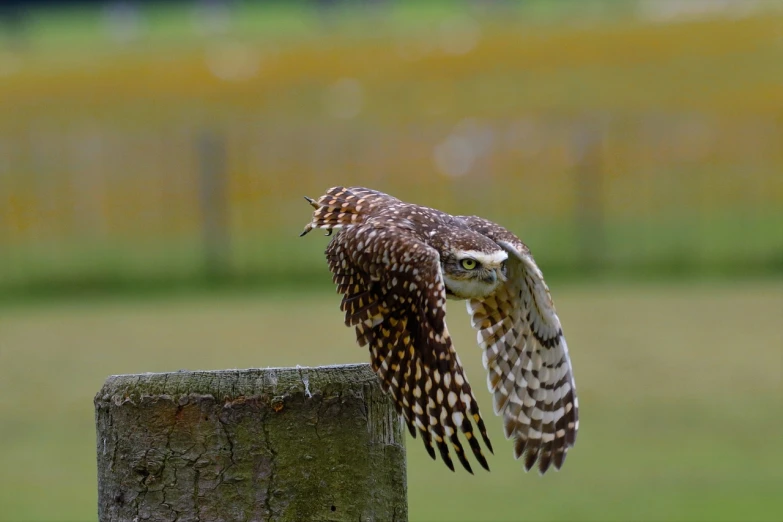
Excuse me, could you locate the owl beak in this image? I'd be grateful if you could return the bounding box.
[495,267,507,283]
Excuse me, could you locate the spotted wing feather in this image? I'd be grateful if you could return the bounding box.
[300,186,398,236]
[460,216,579,474]
[325,222,493,473]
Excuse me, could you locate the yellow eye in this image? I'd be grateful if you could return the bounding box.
[460,259,478,270]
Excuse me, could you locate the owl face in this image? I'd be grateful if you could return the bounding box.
[441,248,508,300]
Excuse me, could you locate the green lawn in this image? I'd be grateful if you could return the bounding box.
[1,282,781,521]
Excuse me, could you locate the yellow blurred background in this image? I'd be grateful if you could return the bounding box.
[0,1,781,521]
[2,1,781,293]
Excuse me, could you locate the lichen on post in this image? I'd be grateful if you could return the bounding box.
[94,364,407,522]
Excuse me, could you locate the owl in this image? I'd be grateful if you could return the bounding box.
[300,186,578,474]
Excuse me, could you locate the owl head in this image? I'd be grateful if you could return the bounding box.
[440,232,507,300]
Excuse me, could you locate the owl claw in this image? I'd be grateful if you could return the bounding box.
[299,224,313,237]
[303,196,318,209]
[324,229,333,236]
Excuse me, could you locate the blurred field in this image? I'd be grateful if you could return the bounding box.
[1,2,782,521]
[1,4,782,294]
[1,282,780,521]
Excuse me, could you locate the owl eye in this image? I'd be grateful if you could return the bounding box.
[460,258,478,270]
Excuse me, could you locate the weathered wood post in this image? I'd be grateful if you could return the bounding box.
[94,364,407,522]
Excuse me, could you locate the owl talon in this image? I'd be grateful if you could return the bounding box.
[299,224,313,237]
[324,229,333,236]
[303,196,319,209]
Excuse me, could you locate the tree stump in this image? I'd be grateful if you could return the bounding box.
[94,364,407,522]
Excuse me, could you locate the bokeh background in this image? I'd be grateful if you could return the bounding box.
[1,0,781,520]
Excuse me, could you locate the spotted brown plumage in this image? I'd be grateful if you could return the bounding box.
[301,186,579,474]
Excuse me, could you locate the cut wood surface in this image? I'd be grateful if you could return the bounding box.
[94,364,407,522]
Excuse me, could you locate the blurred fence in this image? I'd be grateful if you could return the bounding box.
[2,112,780,290]
[1,7,781,294]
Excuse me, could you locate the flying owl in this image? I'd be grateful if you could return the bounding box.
[300,186,579,475]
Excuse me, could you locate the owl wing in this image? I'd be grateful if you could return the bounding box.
[325,222,493,473]
[459,216,579,474]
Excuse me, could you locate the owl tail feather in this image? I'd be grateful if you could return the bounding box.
[299,186,382,237]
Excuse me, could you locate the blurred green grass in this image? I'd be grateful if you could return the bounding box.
[1,282,780,521]
[4,202,783,297]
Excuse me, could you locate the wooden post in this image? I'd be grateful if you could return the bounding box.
[94,364,407,522]
[571,117,606,274]
[196,130,231,280]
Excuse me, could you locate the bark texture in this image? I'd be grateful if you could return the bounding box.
[94,364,407,522]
